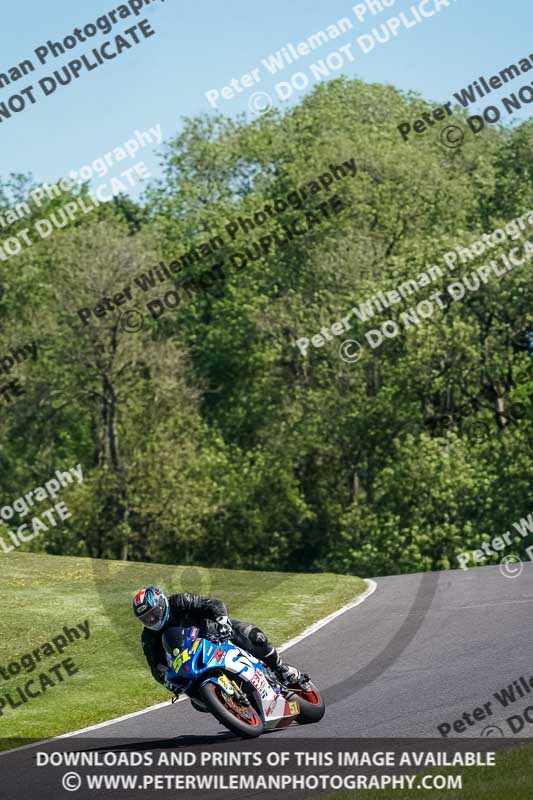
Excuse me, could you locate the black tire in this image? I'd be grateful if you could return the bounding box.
[287,681,326,724]
[199,680,264,738]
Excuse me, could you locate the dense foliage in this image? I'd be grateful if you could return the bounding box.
[1,78,532,576]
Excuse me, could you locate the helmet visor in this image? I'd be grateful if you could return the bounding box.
[138,595,166,629]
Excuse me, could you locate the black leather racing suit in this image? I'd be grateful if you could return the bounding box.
[141,592,280,685]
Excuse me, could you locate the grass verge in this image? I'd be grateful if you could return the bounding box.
[329,742,533,800]
[0,551,366,748]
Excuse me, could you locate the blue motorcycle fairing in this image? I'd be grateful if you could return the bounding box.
[162,625,277,699]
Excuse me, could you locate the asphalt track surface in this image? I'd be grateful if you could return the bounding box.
[4,563,533,798]
[83,562,533,739]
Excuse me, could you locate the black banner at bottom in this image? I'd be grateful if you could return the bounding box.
[0,735,529,799]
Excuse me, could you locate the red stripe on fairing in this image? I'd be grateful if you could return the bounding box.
[272,700,297,728]
[135,590,145,605]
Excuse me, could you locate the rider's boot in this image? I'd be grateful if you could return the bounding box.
[264,650,302,685]
[275,662,302,685]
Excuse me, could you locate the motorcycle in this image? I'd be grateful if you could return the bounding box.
[162,624,325,738]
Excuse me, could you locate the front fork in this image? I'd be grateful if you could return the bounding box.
[201,673,248,703]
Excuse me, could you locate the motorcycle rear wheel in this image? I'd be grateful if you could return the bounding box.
[199,681,264,738]
[287,680,326,724]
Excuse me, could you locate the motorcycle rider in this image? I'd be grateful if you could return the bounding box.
[133,585,301,693]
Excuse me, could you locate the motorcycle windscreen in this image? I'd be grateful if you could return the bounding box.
[162,625,189,657]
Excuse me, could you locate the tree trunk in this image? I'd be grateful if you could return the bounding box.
[102,373,131,559]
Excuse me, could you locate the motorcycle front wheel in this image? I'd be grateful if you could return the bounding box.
[199,680,264,738]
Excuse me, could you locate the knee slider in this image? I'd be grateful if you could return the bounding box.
[249,626,268,646]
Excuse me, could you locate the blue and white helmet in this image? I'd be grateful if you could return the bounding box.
[133,585,169,631]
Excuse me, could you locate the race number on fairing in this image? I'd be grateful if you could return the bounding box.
[225,648,256,679]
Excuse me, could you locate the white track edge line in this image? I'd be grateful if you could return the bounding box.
[278,578,377,654]
[1,578,377,757]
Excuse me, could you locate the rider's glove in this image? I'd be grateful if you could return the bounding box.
[215,615,233,641]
